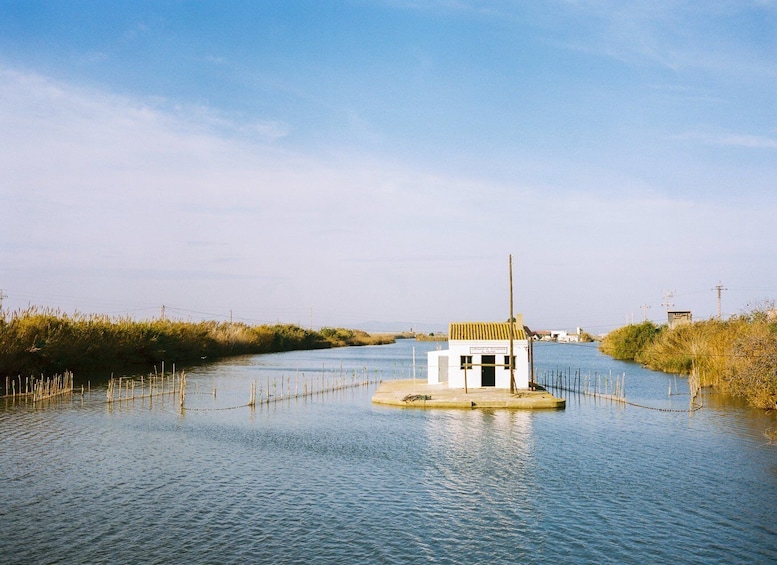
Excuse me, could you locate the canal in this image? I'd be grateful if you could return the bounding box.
[1,340,775,564]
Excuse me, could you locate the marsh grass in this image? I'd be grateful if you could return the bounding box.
[599,321,661,361]
[0,307,394,379]
[599,309,777,410]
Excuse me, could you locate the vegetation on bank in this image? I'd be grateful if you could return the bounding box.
[0,308,395,378]
[415,333,448,342]
[599,308,777,410]
[578,330,599,343]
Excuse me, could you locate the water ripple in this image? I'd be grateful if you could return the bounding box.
[2,342,777,564]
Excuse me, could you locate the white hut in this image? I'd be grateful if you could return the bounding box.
[427,318,530,390]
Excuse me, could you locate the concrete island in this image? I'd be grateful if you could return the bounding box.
[371,379,566,410]
[373,319,565,410]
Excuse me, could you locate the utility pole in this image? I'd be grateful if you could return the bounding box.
[661,290,675,313]
[160,305,166,321]
[640,304,651,322]
[508,254,516,394]
[0,289,6,311]
[713,282,727,319]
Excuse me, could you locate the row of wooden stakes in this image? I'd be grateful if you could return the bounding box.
[3,372,76,402]
[4,365,385,410]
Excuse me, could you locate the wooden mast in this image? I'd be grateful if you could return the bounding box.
[509,254,516,393]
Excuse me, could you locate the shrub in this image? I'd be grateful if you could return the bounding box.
[599,321,661,361]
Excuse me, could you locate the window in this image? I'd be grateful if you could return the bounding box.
[460,355,473,370]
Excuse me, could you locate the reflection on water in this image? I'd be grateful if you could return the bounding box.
[425,409,534,495]
[1,340,776,564]
[420,410,538,561]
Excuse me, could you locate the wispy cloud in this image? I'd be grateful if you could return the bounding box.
[1,64,775,328]
[546,0,777,78]
[714,134,777,149]
[673,130,777,149]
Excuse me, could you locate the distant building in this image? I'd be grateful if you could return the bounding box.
[427,317,530,390]
[667,311,692,329]
[555,329,582,343]
[533,330,552,341]
[532,328,581,342]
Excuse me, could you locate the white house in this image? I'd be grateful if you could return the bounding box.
[427,318,530,390]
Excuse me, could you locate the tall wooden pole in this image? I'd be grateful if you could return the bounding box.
[529,332,535,390]
[509,254,516,393]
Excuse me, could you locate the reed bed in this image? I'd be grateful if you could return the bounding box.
[414,333,448,342]
[599,307,777,410]
[0,306,395,385]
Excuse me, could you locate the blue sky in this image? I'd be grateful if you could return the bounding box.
[1,1,776,333]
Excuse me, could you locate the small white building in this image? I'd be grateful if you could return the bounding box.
[555,328,582,343]
[427,319,530,390]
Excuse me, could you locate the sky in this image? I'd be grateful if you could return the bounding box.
[1,0,776,333]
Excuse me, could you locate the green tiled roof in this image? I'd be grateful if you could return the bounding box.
[449,322,527,341]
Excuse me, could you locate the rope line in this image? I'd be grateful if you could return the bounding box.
[622,399,703,413]
[179,403,252,412]
[542,384,703,413]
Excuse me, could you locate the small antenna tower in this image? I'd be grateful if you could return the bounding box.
[713,282,727,319]
[661,290,675,313]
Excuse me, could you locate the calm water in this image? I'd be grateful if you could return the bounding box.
[2,340,776,564]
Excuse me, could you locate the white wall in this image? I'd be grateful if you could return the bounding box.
[427,339,530,389]
[427,351,448,384]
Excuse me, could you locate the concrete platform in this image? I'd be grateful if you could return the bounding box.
[371,379,566,410]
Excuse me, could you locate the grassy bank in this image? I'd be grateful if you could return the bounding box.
[0,307,395,379]
[599,310,777,410]
[414,333,447,342]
